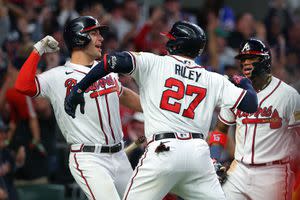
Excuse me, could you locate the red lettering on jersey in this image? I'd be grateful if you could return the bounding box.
[65,78,77,96]
[65,75,119,98]
[236,106,282,129]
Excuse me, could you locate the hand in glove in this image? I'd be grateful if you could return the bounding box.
[34,35,60,56]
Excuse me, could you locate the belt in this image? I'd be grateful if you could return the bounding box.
[154,132,204,141]
[70,142,122,153]
[241,158,290,167]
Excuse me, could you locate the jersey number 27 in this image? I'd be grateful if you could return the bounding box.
[160,78,207,119]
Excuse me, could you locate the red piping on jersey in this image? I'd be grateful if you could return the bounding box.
[15,51,40,97]
[74,69,87,75]
[186,66,205,69]
[124,148,149,200]
[168,55,184,63]
[34,77,41,97]
[127,51,136,74]
[104,93,115,142]
[244,123,248,145]
[251,80,282,164]
[232,90,246,110]
[218,114,236,125]
[95,97,109,144]
[240,123,248,163]
[74,153,96,200]
[284,164,288,200]
[167,55,205,69]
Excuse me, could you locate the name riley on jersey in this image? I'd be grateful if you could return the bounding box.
[174,64,202,82]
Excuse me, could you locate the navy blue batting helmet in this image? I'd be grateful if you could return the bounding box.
[63,16,108,51]
[161,21,206,58]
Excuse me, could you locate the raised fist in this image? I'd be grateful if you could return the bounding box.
[34,35,60,55]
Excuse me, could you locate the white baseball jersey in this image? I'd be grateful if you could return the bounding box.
[35,61,124,145]
[128,52,246,139]
[219,76,300,164]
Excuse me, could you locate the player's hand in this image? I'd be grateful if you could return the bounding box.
[34,35,60,56]
[229,75,252,88]
[64,85,85,119]
[29,139,47,156]
[212,159,227,184]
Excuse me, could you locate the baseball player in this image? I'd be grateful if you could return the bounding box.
[14,16,142,200]
[211,38,300,200]
[64,21,258,200]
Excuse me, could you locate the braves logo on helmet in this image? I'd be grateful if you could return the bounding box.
[235,38,271,79]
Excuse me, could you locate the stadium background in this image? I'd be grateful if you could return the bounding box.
[0,0,299,199]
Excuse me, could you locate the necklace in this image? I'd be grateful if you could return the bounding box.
[257,76,272,92]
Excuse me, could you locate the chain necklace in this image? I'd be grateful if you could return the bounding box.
[256,75,272,92]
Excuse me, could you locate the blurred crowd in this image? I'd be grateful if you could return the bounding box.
[0,0,299,199]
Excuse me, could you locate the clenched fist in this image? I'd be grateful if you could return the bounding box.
[34,35,60,55]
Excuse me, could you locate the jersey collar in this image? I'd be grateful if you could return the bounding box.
[65,61,98,74]
[168,55,197,65]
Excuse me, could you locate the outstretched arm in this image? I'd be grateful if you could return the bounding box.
[64,52,134,118]
[230,75,258,113]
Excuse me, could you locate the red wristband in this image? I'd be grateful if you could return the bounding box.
[208,131,227,148]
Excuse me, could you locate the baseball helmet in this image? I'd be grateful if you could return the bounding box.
[235,38,271,76]
[161,21,206,58]
[63,16,108,51]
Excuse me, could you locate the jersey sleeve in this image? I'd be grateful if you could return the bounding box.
[287,91,300,129]
[126,51,153,86]
[218,107,236,125]
[219,77,246,109]
[112,73,123,97]
[35,70,54,98]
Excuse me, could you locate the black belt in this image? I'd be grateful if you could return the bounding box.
[154,132,204,141]
[71,142,122,153]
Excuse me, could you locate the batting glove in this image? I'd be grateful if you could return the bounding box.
[212,159,227,184]
[33,35,60,56]
[229,75,252,89]
[64,85,85,119]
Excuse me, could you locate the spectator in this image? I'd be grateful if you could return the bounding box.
[134,6,169,55]
[227,12,256,50]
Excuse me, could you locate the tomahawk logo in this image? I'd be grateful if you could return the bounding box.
[241,43,250,52]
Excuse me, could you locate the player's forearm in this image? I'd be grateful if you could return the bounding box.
[76,52,134,92]
[237,79,258,113]
[15,50,40,97]
[29,117,41,142]
[120,87,142,112]
[209,120,229,161]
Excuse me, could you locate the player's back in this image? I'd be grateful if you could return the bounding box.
[130,52,244,139]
